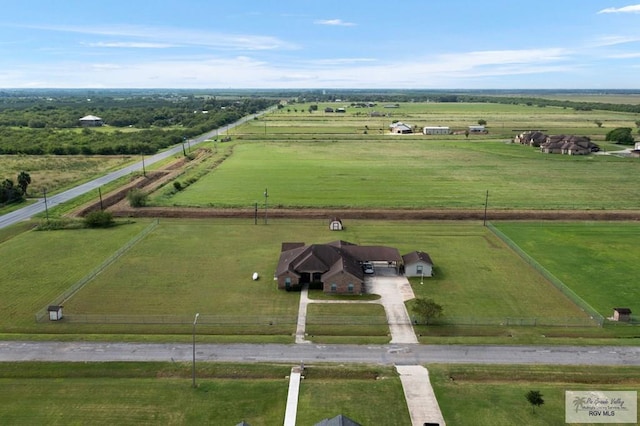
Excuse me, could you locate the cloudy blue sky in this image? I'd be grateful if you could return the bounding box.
[1,1,640,89]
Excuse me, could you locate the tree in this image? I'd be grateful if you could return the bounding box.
[127,188,148,207]
[605,127,635,145]
[477,119,487,126]
[525,390,544,413]
[594,120,603,128]
[84,210,114,228]
[17,171,31,196]
[411,298,443,324]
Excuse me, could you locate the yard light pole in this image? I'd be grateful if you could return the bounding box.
[192,312,200,388]
[264,188,268,225]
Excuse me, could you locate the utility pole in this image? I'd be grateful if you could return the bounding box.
[43,189,49,224]
[98,187,104,211]
[483,190,489,226]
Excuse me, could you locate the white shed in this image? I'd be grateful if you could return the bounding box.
[423,126,450,135]
[48,305,63,321]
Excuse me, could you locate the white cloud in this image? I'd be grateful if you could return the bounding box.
[84,41,177,49]
[598,4,640,14]
[593,35,640,47]
[314,19,356,27]
[12,23,298,51]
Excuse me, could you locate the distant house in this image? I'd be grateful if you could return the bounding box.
[329,218,343,231]
[402,251,434,277]
[540,135,599,155]
[613,308,632,322]
[314,414,362,426]
[514,131,547,147]
[423,126,450,135]
[275,240,402,294]
[389,122,413,134]
[324,107,334,113]
[369,111,384,117]
[336,107,346,113]
[79,115,103,127]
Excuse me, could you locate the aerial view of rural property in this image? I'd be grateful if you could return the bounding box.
[1,1,639,426]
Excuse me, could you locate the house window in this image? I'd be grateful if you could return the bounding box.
[416,265,423,274]
[330,283,337,293]
[285,277,291,290]
[347,283,354,293]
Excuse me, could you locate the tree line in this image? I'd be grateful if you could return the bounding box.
[0,97,276,155]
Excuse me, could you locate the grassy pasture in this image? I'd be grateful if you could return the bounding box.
[162,139,640,210]
[429,364,640,426]
[494,222,640,318]
[0,362,407,425]
[0,219,599,338]
[0,154,134,197]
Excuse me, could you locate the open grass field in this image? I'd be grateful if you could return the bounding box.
[0,219,602,338]
[429,364,640,426]
[161,139,640,210]
[0,362,407,426]
[0,155,134,197]
[494,222,640,319]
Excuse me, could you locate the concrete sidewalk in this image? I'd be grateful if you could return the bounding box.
[396,365,446,426]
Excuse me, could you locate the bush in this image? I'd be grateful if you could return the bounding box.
[173,181,183,191]
[84,210,114,228]
[127,189,148,207]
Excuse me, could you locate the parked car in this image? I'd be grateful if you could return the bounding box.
[362,263,374,274]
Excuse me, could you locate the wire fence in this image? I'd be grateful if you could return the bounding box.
[421,316,599,327]
[53,314,297,326]
[35,220,159,323]
[486,222,605,326]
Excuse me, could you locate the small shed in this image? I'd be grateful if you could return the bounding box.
[423,126,450,135]
[468,125,486,133]
[613,308,632,322]
[48,305,63,321]
[329,218,343,231]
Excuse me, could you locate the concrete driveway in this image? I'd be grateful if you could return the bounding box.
[366,271,418,344]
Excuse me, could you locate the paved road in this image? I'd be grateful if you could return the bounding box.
[0,108,274,230]
[1,341,638,366]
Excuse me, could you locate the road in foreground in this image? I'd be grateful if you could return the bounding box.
[1,341,638,366]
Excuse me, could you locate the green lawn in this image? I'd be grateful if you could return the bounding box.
[494,222,640,318]
[162,139,640,210]
[305,303,388,338]
[0,362,408,426]
[429,364,640,426]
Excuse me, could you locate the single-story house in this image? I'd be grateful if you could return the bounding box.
[613,307,632,322]
[402,251,434,277]
[79,115,104,127]
[423,126,450,135]
[389,122,413,134]
[468,125,486,133]
[275,240,402,294]
[324,107,334,113]
[540,135,599,155]
[514,131,547,147]
[336,107,346,113]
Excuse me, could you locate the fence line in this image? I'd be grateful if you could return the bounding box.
[35,220,159,322]
[486,222,605,326]
[423,316,598,327]
[55,314,297,325]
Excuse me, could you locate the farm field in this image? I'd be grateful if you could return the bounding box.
[154,101,640,211]
[0,219,600,338]
[162,139,640,210]
[494,222,640,319]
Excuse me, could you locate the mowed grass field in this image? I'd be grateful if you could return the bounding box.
[0,219,597,337]
[494,222,640,318]
[0,362,408,425]
[429,364,640,426]
[164,139,640,210]
[151,101,640,210]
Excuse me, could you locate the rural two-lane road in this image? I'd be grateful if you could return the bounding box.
[0,108,272,230]
[1,341,639,366]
